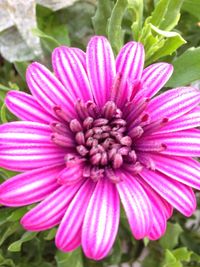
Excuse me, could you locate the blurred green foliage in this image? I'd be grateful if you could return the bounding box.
[0,0,200,266]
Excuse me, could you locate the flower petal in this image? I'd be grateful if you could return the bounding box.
[57,163,84,185]
[146,87,200,122]
[5,91,55,123]
[0,145,66,171]
[86,36,116,107]
[137,178,167,240]
[116,41,144,82]
[156,107,200,133]
[26,62,76,120]
[140,168,196,217]
[116,171,152,239]
[56,179,95,252]
[21,181,83,231]
[114,42,144,107]
[82,178,120,260]
[0,121,52,145]
[0,165,63,206]
[136,129,200,157]
[52,47,93,101]
[138,63,173,98]
[150,153,200,190]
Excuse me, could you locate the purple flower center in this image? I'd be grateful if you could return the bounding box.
[51,100,141,182]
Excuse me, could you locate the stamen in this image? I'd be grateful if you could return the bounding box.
[76,145,88,156]
[50,122,70,135]
[102,101,117,119]
[53,106,69,121]
[83,117,94,129]
[75,100,89,120]
[113,153,123,169]
[65,100,142,182]
[69,119,82,133]
[75,132,85,145]
[51,133,74,148]
[105,168,122,183]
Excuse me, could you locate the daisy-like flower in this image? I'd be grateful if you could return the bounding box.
[0,36,200,260]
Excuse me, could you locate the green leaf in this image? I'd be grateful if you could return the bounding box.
[92,0,113,36]
[127,0,143,40]
[159,222,183,250]
[149,0,184,31]
[159,0,184,31]
[145,24,186,65]
[182,0,200,20]
[0,222,19,246]
[162,250,182,267]
[172,247,192,262]
[149,0,170,28]
[14,62,29,81]
[32,28,60,53]
[108,0,128,55]
[167,47,200,87]
[55,248,83,267]
[0,104,8,124]
[43,228,57,240]
[8,231,38,252]
[7,207,28,222]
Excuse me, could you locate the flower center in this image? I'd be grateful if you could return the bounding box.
[69,101,136,169]
[51,100,140,182]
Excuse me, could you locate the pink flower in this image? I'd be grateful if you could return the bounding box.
[0,36,200,260]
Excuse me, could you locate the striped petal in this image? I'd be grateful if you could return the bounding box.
[26,62,76,121]
[52,47,93,101]
[5,91,55,123]
[0,121,53,145]
[136,129,200,157]
[114,42,144,107]
[86,36,116,107]
[56,179,95,252]
[82,178,120,260]
[116,172,152,239]
[138,63,173,98]
[57,163,84,185]
[138,178,167,240]
[150,154,200,190]
[0,165,63,206]
[140,168,196,217]
[156,107,200,133]
[0,145,66,171]
[146,87,200,122]
[21,181,83,231]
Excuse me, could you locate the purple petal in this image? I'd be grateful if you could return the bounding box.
[5,91,55,123]
[140,168,196,217]
[138,179,167,240]
[52,47,93,102]
[0,145,66,171]
[137,63,173,99]
[150,153,200,190]
[21,181,83,231]
[136,129,200,157]
[26,62,76,120]
[156,107,200,133]
[86,36,116,107]
[0,165,63,206]
[0,121,54,145]
[146,87,200,122]
[114,42,144,107]
[57,163,84,185]
[116,171,152,239]
[56,179,95,252]
[82,178,120,260]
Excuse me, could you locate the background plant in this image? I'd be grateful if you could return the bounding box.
[1,0,200,266]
